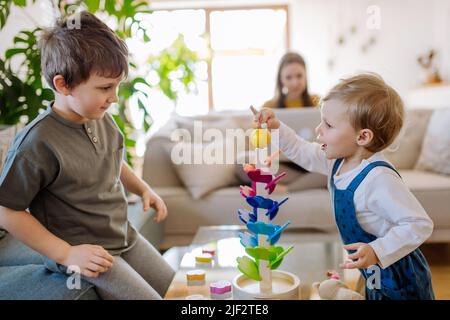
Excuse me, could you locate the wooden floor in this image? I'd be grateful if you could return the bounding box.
[421,243,450,299]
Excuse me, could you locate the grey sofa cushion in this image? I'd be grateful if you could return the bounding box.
[400,169,450,228]
[0,264,98,300]
[128,203,164,249]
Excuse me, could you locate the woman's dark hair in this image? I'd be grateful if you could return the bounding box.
[275,52,313,108]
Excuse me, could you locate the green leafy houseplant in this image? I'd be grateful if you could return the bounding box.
[1,26,54,125]
[0,0,201,165]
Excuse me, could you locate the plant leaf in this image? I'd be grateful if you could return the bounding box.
[84,0,100,13]
[5,48,26,59]
[0,0,11,29]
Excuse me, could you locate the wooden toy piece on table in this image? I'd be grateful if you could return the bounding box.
[202,246,216,256]
[210,280,233,300]
[195,253,213,268]
[186,269,206,286]
[202,243,217,264]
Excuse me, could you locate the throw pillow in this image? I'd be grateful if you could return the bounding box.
[383,109,433,169]
[172,138,239,199]
[414,108,450,175]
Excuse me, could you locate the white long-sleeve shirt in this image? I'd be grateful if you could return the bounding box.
[278,122,434,269]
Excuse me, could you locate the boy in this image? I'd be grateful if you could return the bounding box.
[0,11,174,300]
[253,73,434,299]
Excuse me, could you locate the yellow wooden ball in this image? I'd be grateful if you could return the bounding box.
[250,127,271,148]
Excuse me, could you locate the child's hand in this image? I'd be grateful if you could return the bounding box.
[250,106,280,129]
[62,244,114,278]
[141,187,168,223]
[340,243,379,269]
[264,150,281,167]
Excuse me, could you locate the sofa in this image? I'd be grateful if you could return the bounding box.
[0,201,163,300]
[142,107,450,249]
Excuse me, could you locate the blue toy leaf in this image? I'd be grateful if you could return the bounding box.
[246,196,274,209]
[247,221,277,236]
[239,232,258,247]
[267,221,291,243]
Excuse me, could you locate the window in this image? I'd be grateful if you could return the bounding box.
[128,5,289,138]
[210,7,288,111]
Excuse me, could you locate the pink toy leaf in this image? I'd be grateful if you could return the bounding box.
[247,169,273,184]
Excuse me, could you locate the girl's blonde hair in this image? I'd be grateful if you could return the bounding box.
[323,73,404,153]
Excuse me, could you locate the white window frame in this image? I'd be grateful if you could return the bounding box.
[149,4,291,111]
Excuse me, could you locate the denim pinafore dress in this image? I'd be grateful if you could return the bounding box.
[331,158,435,300]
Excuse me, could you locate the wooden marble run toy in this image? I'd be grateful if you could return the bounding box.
[232,107,300,300]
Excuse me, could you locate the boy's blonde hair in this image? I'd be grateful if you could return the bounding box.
[323,73,404,153]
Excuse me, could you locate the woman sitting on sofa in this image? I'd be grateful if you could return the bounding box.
[263,52,320,109]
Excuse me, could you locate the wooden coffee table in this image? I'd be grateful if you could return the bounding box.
[164,225,348,300]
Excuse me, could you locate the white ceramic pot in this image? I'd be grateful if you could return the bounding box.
[232,270,300,300]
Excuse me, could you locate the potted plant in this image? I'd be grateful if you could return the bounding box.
[0,0,202,166]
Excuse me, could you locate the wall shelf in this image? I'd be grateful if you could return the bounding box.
[407,83,450,109]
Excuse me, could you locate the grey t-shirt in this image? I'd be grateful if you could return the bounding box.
[0,106,137,254]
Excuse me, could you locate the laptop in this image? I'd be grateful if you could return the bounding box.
[273,107,322,142]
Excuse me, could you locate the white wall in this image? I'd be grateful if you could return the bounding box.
[151,0,450,102]
[2,0,449,102]
[289,0,450,99]
[0,0,55,59]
